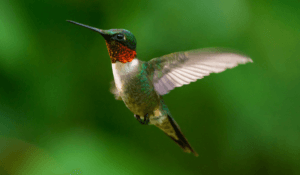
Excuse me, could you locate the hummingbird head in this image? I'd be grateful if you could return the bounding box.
[67,20,137,63]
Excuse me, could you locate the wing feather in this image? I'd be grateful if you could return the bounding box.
[172,70,195,82]
[177,68,203,79]
[159,76,173,90]
[167,73,183,87]
[185,67,209,75]
[164,74,177,88]
[169,71,190,85]
[148,48,253,95]
[174,69,198,80]
[156,80,168,95]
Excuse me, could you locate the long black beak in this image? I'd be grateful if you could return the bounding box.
[67,20,110,39]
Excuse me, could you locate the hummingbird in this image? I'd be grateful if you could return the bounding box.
[67,20,253,157]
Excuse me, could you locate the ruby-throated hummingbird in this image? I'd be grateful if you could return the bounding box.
[67,20,253,156]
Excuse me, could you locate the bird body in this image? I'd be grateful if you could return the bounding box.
[67,20,253,157]
[112,59,159,117]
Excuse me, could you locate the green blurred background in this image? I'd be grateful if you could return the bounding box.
[0,0,299,174]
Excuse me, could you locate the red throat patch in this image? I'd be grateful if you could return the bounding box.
[105,40,136,63]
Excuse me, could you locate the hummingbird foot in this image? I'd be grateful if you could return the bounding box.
[134,114,149,125]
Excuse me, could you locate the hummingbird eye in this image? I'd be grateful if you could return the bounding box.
[116,34,125,40]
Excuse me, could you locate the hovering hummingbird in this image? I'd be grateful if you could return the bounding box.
[67,20,252,156]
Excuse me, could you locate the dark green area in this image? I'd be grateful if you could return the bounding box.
[0,0,299,174]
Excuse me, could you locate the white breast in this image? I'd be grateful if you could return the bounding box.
[112,59,139,91]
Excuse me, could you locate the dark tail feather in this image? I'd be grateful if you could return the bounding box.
[155,115,198,156]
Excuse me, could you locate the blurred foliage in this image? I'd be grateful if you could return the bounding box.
[0,0,300,174]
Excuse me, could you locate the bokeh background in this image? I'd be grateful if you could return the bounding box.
[1,0,299,174]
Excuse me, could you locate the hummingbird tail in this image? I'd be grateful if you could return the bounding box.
[155,115,198,157]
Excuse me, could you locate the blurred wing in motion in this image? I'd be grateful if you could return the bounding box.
[148,48,253,95]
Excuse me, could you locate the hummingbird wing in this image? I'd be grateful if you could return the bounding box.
[147,48,252,95]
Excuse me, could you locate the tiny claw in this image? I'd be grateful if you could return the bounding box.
[134,114,149,125]
[144,113,149,125]
[134,114,140,120]
[134,114,143,124]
